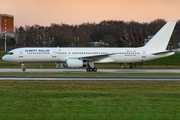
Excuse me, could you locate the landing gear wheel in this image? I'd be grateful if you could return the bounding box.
[86,68,90,71]
[21,63,26,72]
[22,68,26,72]
[93,68,97,72]
[86,67,97,72]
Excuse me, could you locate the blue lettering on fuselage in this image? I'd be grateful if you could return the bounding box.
[38,50,50,52]
[25,49,50,52]
[25,49,37,52]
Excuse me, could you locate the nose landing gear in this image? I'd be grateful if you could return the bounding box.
[21,63,26,72]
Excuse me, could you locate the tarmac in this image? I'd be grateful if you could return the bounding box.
[0,69,179,81]
[0,68,180,73]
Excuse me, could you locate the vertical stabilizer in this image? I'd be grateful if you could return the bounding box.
[143,22,176,50]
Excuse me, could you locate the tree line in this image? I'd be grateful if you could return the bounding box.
[1,19,180,49]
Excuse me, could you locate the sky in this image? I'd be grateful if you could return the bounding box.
[0,0,180,27]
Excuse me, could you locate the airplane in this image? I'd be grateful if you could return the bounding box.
[2,21,176,72]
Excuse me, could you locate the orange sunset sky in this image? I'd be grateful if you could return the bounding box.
[0,0,179,27]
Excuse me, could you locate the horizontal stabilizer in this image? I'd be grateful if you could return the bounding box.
[152,51,175,55]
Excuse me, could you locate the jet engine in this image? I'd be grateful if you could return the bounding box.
[63,59,87,68]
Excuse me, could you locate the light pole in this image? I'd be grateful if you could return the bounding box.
[3,17,8,51]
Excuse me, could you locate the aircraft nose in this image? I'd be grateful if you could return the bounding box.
[2,55,7,61]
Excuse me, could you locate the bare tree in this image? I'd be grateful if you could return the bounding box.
[117,21,146,47]
[16,26,26,47]
[24,25,54,47]
[103,34,116,47]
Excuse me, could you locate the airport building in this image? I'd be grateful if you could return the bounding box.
[0,14,14,37]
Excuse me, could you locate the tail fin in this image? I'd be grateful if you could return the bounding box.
[143,21,176,50]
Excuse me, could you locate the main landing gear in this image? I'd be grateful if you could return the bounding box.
[21,63,26,72]
[86,62,97,72]
[86,67,97,72]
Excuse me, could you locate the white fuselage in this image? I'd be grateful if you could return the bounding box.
[2,47,174,63]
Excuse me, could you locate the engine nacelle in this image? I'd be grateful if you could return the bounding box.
[63,59,87,68]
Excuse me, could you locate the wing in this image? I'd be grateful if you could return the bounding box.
[69,53,115,61]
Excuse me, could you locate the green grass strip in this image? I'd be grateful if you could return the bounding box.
[0,81,180,119]
[0,72,180,77]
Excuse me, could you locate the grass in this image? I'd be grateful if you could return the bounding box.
[0,81,180,120]
[1,72,180,77]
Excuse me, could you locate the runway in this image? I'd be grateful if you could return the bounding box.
[1,68,180,73]
[0,69,179,81]
[0,76,180,81]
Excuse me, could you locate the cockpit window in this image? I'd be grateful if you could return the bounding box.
[7,52,14,55]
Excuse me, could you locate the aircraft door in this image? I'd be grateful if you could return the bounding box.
[19,50,23,58]
[52,49,57,58]
[142,49,146,58]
